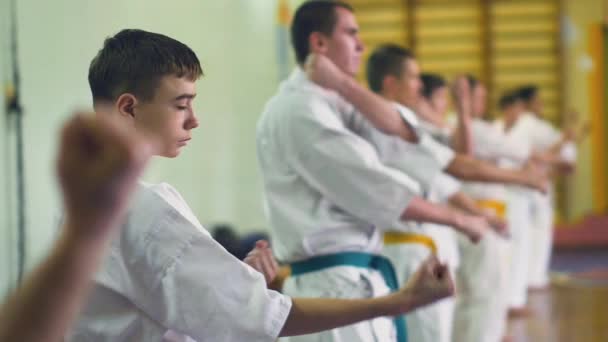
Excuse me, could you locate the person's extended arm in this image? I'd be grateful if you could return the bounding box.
[414,99,448,129]
[400,197,487,243]
[448,192,508,236]
[305,54,418,143]
[280,255,453,336]
[446,154,547,193]
[451,76,473,154]
[0,221,115,342]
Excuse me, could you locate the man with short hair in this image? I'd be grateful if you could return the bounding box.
[257,2,484,341]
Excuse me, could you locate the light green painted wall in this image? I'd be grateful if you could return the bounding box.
[0,0,300,296]
[2,0,604,299]
[1,0,17,298]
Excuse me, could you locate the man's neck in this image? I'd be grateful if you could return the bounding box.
[382,92,415,110]
[380,90,397,103]
[503,113,519,131]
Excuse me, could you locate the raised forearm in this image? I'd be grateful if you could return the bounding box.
[451,76,473,154]
[452,113,473,155]
[447,155,531,187]
[415,102,447,128]
[336,77,418,142]
[448,192,484,216]
[0,222,110,342]
[400,196,461,227]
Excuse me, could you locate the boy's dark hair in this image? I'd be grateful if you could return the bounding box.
[420,73,446,99]
[291,0,354,65]
[88,29,203,104]
[516,85,539,103]
[498,90,522,110]
[366,44,415,93]
[465,74,478,90]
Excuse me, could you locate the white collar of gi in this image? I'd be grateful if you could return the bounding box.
[285,68,343,98]
[521,111,540,122]
[392,102,420,128]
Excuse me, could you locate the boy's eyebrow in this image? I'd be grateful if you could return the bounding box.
[346,27,359,34]
[173,93,196,101]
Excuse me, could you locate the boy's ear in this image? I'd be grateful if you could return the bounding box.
[309,32,328,54]
[116,94,138,118]
[382,75,397,94]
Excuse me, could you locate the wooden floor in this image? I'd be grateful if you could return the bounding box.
[507,281,608,341]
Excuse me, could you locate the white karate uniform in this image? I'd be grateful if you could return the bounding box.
[257,69,422,342]
[517,112,564,288]
[493,118,535,309]
[68,182,292,342]
[359,106,461,342]
[408,173,460,342]
[381,177,460,342]
[418,119,453,147]
[453,118,529,342]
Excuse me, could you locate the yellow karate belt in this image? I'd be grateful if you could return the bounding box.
[383,231,437,254]
[475,199,507,220]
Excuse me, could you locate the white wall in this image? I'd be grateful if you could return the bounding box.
[1,0,301,296]
[1,0,17,297]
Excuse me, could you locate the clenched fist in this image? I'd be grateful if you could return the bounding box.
[243,240,280,284]
[397,255,455,311]
[57,112,151,237]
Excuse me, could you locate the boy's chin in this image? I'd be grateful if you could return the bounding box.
[160,149,181,158]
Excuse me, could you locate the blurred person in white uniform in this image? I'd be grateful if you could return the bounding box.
[516,85,581,291]
[417,72,529,341]
[454,77,533,341]
[364,47,498,342]
[363,45,546,342]
[256,2,486,342]
[492,91,545,317]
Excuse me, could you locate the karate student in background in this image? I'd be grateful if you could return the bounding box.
[455,76,532,341]
[515,85,584,291]
[492,91,542,317]
[414,73,454,144]
[256,2,498,341]
[364,45,533,342]
[363,46,509,342]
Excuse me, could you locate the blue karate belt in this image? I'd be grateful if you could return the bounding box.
[290,251,407,342]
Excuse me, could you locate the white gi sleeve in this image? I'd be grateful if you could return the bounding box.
[472,120,531,162]
[417,133,456,169]
[280,97,422,230]
[353,117,441,192]
[530,118,562,151]
[109,190,292,342]
[429,172,462,203]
